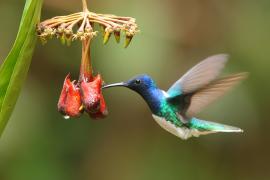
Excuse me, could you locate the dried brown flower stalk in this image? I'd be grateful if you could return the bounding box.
[37,0,139,47]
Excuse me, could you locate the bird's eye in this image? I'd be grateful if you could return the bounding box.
[135,79,141,85]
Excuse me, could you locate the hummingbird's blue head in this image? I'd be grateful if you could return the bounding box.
[126,74,156,92]
[102,74,157,94]
[102,74,163,114]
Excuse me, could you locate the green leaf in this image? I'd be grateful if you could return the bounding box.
[0,0,43,137]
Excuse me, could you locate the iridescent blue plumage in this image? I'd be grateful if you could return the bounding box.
[103,54,247,140]
[125,75,164,114]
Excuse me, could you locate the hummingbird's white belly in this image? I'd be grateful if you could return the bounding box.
[152,114,213,140]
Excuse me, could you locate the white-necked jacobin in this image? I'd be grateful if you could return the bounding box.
[102,54,247,140]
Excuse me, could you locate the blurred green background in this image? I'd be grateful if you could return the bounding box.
[0,0,269,180]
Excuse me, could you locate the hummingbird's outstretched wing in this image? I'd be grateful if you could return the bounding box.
[185,73,247,117]
[166,73,247,121]
[167,54,228,97]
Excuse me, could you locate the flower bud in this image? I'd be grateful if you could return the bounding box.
[124,34,133,48]
[60,34,66,45]
[103,28,113,45]
[114,30,121,43]
[58,74,83,118]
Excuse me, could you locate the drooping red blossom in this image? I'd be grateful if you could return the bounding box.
[57,38,108,119]
[57,74,83,118]
[80,74,108,119]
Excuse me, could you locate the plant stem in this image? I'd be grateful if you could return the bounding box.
[82,0,89,12]
[79,1,92,82]
[79,38,92,82]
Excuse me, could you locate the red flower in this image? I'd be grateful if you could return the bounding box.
[57,74,83,118]
[80,74,108,119]
[89,94,108,119]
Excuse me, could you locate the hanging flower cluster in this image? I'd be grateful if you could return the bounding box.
[38,0,139,119]
[57,39,108,119]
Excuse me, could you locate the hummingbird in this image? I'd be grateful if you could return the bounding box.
[102,54,247,140]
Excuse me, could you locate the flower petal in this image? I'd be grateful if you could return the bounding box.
[57,74,83,118]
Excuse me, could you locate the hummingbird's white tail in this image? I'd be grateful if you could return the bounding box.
[153,115,243,140]
[189,118,243,134]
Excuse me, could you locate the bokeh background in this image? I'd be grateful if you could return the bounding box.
[0,0,269,179]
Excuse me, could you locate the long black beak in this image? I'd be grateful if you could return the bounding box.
[102,82,127,89]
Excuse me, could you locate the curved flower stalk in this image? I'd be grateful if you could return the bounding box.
[37,0,139,47]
